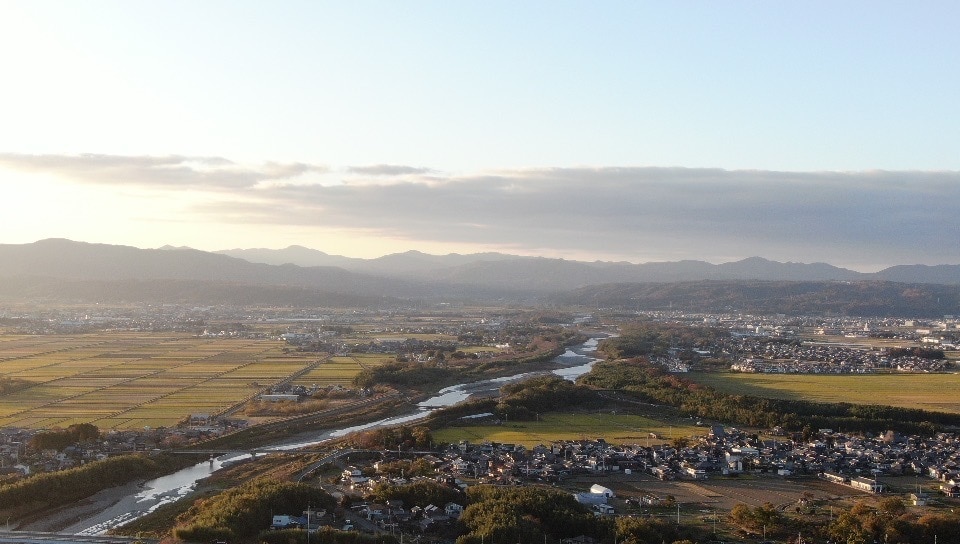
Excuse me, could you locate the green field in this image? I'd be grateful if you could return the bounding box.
[432,412,704,447]
[0,333,371,429]
[687,371,960,414]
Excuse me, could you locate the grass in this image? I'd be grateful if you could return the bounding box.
[431,412,704,447]
[687,371,960,414]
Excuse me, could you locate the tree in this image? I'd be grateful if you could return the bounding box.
[877,496,906,517]
[728,503,786,536]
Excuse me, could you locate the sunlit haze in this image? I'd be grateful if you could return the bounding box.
[2,2,959,272]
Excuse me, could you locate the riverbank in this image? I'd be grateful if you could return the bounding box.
[39,335,605,536]
[19,478,146,533]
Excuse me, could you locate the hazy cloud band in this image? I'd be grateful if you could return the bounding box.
[3,153,957,268]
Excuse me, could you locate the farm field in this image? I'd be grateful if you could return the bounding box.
[290,354,394,388]
[432,412,704,448]
[687,371,960,414]
[0,333,371,430]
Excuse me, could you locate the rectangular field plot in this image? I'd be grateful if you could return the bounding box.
[0,333,324,429]
[432,413,704,448]
[349,354,395,365]
[290,356,388,387]
[221,361,312,380]
[687,372,960,414]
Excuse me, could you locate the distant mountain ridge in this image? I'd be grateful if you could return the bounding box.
[1,239,958,315]
[0,239,426,298]
[216,244,955,287]
[218,246,518,274]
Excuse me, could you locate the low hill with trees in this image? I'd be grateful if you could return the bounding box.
[554,280,960,317]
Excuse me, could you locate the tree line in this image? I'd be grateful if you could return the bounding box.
[0,453,196,515]
[887,346,945,360]
[728,497,960,543]
[350,425,433,450]
[369,479,463,509]
[28,423,100,451]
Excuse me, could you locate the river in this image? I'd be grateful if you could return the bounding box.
[68,336,604,535]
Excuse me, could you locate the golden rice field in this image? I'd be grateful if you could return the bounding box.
[290,354,394,388]
[687,371,960,414]
[0,333,386,430]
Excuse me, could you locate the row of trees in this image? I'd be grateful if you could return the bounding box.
[887,346,945,360]
[367,458,435,478]
[826,499,960,543]
[369,479,463,509]
[351,425,432,450]
[353,361,452,388]
[28,422,100,451]
[0,453,193,513]
[730,498,960,543]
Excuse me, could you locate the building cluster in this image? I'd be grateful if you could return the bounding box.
[618,311,958,375]
[327,425,960,519]
[0,305,213,335]
[726,339,949,374]
[0,420,246,476]
[301,427,960,525]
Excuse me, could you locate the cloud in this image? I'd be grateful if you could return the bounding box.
[193,166,960,268]
[346,164,434,176]
[4,152,957,268]
[0,153,328,189]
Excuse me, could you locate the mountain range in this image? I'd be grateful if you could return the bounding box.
[1,239,958,316]
[215,245,960,288]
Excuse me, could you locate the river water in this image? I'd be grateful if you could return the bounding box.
[70,337,603,535]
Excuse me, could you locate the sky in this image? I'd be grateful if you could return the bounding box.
[1,1,958,272]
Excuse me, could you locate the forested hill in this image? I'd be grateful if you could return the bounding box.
[2,240,959,314]
[552,280,960,317]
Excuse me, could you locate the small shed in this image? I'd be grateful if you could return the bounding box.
[589,484,615,498]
